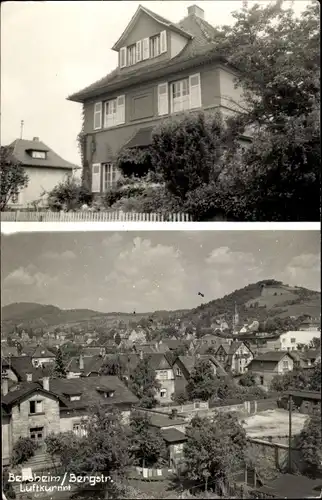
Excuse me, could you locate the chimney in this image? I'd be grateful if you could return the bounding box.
[2,377,9,396]
[33,137,39,141]
[42,376,49,391]
[79,354,84,370]
[188,5,204,19]
[170,408,178,420]
[26,373,33,382]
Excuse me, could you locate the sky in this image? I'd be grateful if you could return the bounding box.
[1,230,320,312]
[1,0,309,166]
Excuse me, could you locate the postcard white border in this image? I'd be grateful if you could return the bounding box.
[1,222,320,234]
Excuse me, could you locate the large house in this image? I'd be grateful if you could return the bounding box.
[68,4,249,195]
[247,351,295,390]
[214,341,253,374]
[1,374,138,466]
[6,137,78,208]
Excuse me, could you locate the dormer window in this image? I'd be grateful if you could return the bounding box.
[32,151,46,159]
[103,390,115,398]
[150,34,160,58]
[70,395,81,401]
[127,45,136,66]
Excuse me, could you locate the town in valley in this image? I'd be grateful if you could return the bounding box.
[1,230,321,499]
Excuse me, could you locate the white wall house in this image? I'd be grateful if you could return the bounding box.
[279,330,321,351]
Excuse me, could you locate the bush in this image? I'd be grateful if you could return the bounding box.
[11,437,37,466]
[171,391,189,405]
[47,176,92,211]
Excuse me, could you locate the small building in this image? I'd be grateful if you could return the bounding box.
[247,351,295,390]
[30,346,56,367]
[1,375,138,466]
[6,137,79,208]
[160,428,187,467]
[214,340,253,374]
[172,355,226,394]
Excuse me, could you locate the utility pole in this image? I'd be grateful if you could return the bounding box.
[20,120,24,139]
[288,393,293,473]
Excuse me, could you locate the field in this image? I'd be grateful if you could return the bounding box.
[243,409,308,439]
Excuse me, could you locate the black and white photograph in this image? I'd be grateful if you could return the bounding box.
[1,0,320,222]
[1,230,321,499]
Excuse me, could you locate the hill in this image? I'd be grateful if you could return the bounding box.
[1,281,320,336]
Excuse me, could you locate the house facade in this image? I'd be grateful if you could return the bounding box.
[215,341,253,374]
[68,4,248,195]
[7,137,78,208]
[266,330,321,352]
[248,352,294,390]
[1,375,138,466]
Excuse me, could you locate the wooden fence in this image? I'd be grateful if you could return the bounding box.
[1,210,191,222]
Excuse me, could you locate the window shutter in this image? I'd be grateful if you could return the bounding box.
[93,102,102,130]
[120,47,127,68]
[160,30,167,53]
[189,73,201,109]
[142,38,150,60]
[116,95,125,124]
[91,163,101,193]
[157,83,168,116]
[136,40,142,62]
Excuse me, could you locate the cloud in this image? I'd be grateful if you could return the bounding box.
[43,250,76,260]
[104,237,189,310]
[3,265,57,289]
[282,253,320,290]
[206,246,255,266]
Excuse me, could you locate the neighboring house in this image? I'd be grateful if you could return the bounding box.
[1,375,138,466]
[143,410,187,434]
[299,349,321,368]
[172,354,226,394]
[6,137,78,208]
[30,346,56,367]
[81,346,106,357]
[299,317,321,331]
[67,4,250,195]
[66,354,105,378]
[160,428,187,467]
[267,331,321,352]
[215,341,253,374]
[147,353,175,403]
[247,351,295,390]
[1,356,45,387]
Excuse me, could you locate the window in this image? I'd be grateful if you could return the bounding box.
[171,78,190,113]
[104,96,125,128]
[176,367,182,377]
[70,395,81,401]
[150,34,160,58]
[30,427,44,442]
[291,338,296,343]
[157,83,168,116]
[158,370,168,380]
[260,376,264,385]
[32,151,46,159]
[29,400,43,414]
[283,360,289,368]
[160,389,167,398]
[127,44,136,66]
[102,163,117,191]
[73,423,87,437]
[94,102,102,130]
[136,40,142,62]
[142,38,150,60]
[92,163,101,193]
[104,99,117,128]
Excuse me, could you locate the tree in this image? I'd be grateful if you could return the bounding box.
[148,111,243,220]
[308,362,321,392]
[53,347,67,378]
[298,413,322,477]
[11,437,37,467]
[100,355,126,378]
[309,337,321,350]
[47,175,92,211]
[239,372,256,387]
[213,1,320,221]
[186,359,219,401]
[45,431,80,470]
[128,356,160,408]
[184,413,246,492]
[270,366,312,392]
[0,146,29,210]
[129,411,167,468]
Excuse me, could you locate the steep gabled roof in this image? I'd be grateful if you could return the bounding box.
[32,345,56,358]
[2,356,43,382]
[2,382,67,408]
[68,8,223,103]
[112,5,192,51]
[251,351,295,363]
[8,139,78,170]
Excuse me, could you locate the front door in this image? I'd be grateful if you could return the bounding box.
[30,427,45,450]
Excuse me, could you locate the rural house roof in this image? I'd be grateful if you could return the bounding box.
[177,355,226,376]
[2,382,67,408]
[9,138,78,170]
[251,351,295,363]
[255,473,322,499]
[2,356,43,382]
[161,428,187,443]
[67,6,224,103]
[112,5,193,51]
[142,411,186,428]
[32,345,56,358]
[66,355,104,375]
